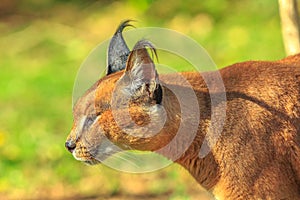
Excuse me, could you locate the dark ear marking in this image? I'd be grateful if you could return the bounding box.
[153,84,162,104]
[124,40,162,104]
[107,20,135,75]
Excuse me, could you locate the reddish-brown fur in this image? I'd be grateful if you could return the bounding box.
[66,51,300,199]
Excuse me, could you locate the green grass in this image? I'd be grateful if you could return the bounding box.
[0,0,285,199]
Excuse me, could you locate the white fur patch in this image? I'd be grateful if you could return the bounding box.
[72,150,83,161]
[76,116,87,138]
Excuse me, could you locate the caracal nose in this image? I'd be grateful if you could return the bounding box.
[65,140,76,153]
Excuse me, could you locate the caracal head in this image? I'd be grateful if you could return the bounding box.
[65,21,165,165]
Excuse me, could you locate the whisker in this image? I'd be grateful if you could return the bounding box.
[110,152,142,169]
[118,151,143,162]
[108,148,141,161]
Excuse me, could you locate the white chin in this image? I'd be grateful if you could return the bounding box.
[72,151,100,165]
[72,150,88,162]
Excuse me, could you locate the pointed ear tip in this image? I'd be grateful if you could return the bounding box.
[115,19,136,34]
[133,40,155,51]
[123,19,138,24]
[133,40,158,61]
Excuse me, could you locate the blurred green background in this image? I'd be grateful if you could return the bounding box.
[0,0,286,199]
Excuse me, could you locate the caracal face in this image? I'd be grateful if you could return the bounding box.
[65,21,165,164]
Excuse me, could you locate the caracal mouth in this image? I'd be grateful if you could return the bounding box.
[72,151,101,165]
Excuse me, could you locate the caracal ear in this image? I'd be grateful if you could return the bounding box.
[107,20,134,75]
[125,40,162,104]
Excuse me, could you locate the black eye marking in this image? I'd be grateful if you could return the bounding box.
[84,115,97,129]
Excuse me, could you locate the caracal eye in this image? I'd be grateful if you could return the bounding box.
[84,115,97,128]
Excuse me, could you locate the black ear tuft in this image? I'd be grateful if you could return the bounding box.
[107,20,135,75]
[125,39,158,73]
